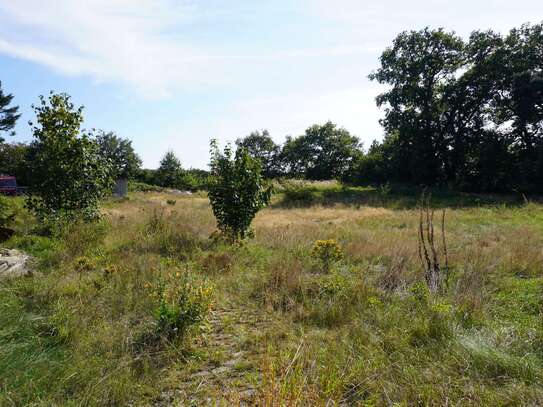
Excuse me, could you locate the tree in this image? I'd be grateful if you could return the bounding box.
[235,130,281,178]
[0,81,20,143]
[95,131,142,179]
[26,92,113,221]
[156,151,183,188]
[281,122,362,180]
[0,142,30,185]
[208,140,272,242]
[368,23,543,192]
[369,28,465,185]
[344,134,401,186]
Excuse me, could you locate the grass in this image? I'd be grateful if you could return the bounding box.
[1,184,543,405]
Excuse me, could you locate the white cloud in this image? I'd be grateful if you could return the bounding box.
[0,0,226,97]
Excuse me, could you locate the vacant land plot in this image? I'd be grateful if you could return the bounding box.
[1,186,543,405]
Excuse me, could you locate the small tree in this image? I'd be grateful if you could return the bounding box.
[208,140,272,242]
[26,92,113,221]
[0,81,20,143]
[156,150,183,188]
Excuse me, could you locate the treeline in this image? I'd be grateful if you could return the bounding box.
[135,151,210,191]
[1,22,542,194]
[361,22,543,193]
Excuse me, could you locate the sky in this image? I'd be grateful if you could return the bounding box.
[0,0,541,169]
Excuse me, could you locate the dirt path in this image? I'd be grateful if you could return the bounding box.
[155,306,270,405]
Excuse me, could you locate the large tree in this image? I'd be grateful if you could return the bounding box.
[235,130,281,178]
[367,22,543,192]
[95,131,142,179]
[369,28,465,185]
[281,122,362,180]
[0,81,20,143]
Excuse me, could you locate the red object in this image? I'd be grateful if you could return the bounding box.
[0,176,17,195]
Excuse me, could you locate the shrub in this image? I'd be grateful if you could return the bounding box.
[73,256,96,273]
[166,199,176,206]
[280,181,316,206]
[149,270,213,339]
[311,239,343,272]
[208,140,272,242]
[128,181,164,193]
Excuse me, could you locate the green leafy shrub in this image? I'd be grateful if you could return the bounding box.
[208,140,272,242]
[280,180,316,206]
[166,199,176,206]
[409,299,453,346]
[149,270,213,339]
[410,281,431,304]
[128,181,165,193]
[311,239,343,272]
[26,92,113,222]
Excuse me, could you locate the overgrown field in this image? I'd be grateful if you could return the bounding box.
[2,184,543,405]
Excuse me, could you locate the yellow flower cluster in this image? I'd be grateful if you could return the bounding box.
[311,239,343,263]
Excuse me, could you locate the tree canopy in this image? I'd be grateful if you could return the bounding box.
[364,22,543,193]
[156,150,184,188]
[281,122,362,180]
[0,81,20,143]
[26,92,113,221]
[235,130,281,178]
[96,131,142,179]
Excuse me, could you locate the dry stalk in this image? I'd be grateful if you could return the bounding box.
[417,192,449,293]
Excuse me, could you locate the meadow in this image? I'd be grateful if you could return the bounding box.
[1,182,543,406]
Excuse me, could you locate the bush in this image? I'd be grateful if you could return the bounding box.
[149,270,213,339]
[311,239,343,272]
[128,181,164,193]
[208,140,272,242]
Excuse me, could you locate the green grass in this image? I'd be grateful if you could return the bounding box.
[1,186,543,405]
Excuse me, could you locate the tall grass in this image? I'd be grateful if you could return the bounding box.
[1,186,543,404]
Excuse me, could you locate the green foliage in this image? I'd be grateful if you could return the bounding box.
[178,168,210,191]
[279,179,317,206]
[236,129,281,178]
[95,130,142,179]
[281,122,362,180]
[0,195,15,227]
[128,181,165,193]
[208,140,272,241]
[0,142,30,185]
[73,256,97,273]
[26,92,113,222]
[150,269,213,338]
[156,150,183,188]
[311,239,343,271]
[0,81,20,142]
[368,23,543,193]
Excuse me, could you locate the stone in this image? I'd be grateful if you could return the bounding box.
[0,248,31,279]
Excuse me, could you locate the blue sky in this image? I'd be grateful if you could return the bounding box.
[0,0,541,169]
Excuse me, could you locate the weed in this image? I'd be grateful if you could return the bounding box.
[311,239,343,272]
[149,269,213,339]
